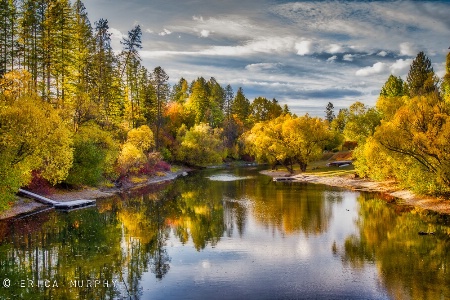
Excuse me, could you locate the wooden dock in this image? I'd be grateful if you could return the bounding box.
[18,189,96,211]
[273,177,295,182]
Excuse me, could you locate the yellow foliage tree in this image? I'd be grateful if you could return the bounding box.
[0,92,73,208]
[358,92,450,194]
[117,142,147,174]
[176,123,225,167]
[244,114,332,173]
[126,125,155,153]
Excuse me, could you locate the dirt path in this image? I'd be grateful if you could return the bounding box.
[262,170,450,215]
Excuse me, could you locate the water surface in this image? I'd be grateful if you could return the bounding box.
[0,167,449,299]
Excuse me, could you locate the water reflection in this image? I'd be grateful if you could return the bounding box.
[0,168,449,299]
[342,193,450,300]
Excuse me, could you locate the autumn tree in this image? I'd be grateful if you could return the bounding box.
[377,75,407,120]
[66,122,118,186]
[117,125,155,175]
[244,114,332,173]
[363,93,450,194]
[442,51,450,102]
[343,101,381,144]
[175,123,225,167]
[0,71,73,206]
[354,52,450,195]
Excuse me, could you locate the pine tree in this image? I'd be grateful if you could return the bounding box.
[71,0,95,129]
[151,66,169,149]
[206,77,225,127]
[406,51,436,97]
[121,25,143,128]
[0,0,18,75]
[171,77,189,103]
[94,18,122,127]
[188,77,209,124]
[19,0,42,87]
[325,102,335,124]
[224,84,234,121]
[231,87,250,124]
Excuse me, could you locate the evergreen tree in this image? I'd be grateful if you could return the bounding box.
[231,87,250,124]
[152,66,169,149]
[224,84,234,121]
[171,77,189,103]
[206,77,225,127]
[93,18,122,127]
[188,77,209,124]
[19,0,42,87]
[406,51,436,97]
[0,0,18,75]
[71,0,96,129]
[121,25,142,128]
[325,102,335,124]
[120,24,142,77]
[250,97,283,123]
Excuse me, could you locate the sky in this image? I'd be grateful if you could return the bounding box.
[83,0,450,117]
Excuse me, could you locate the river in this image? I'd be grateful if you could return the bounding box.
[0,166,449,299]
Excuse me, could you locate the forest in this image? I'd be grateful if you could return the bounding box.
[1,0,450,211]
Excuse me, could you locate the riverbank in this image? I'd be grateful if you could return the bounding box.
[0,168,191,220]
[261,170,450,215]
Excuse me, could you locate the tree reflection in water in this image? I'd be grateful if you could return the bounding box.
[341,193,450,300]
[2,168,449,299]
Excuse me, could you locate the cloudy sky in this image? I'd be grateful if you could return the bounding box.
[83,0,450,116]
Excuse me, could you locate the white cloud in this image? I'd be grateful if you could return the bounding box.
[108,28,126,51]
[109,27,126,40]
[377,51,388,57]
[356,62,388,76]
[389,59,412,75]
[399,42,417,56]
[200,29,211,38]
[202,36,296,56]
[343,54,354,61]
[327,44,344,54]
[159,28,172,36]
[146,28,154,34]
[295,40,314,56]
[193,15,204,22]
[327,55,337,63]
[245,63,282,72]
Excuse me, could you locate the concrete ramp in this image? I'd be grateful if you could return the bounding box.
[18,189,96,211]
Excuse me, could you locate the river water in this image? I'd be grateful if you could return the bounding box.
[0,167,449,299]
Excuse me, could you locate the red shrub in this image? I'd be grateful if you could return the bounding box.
[154,161,171,172]
[25,171,55,195]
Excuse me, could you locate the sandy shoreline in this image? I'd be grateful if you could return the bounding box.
[261,170,450,215]
[0,169,190,220]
